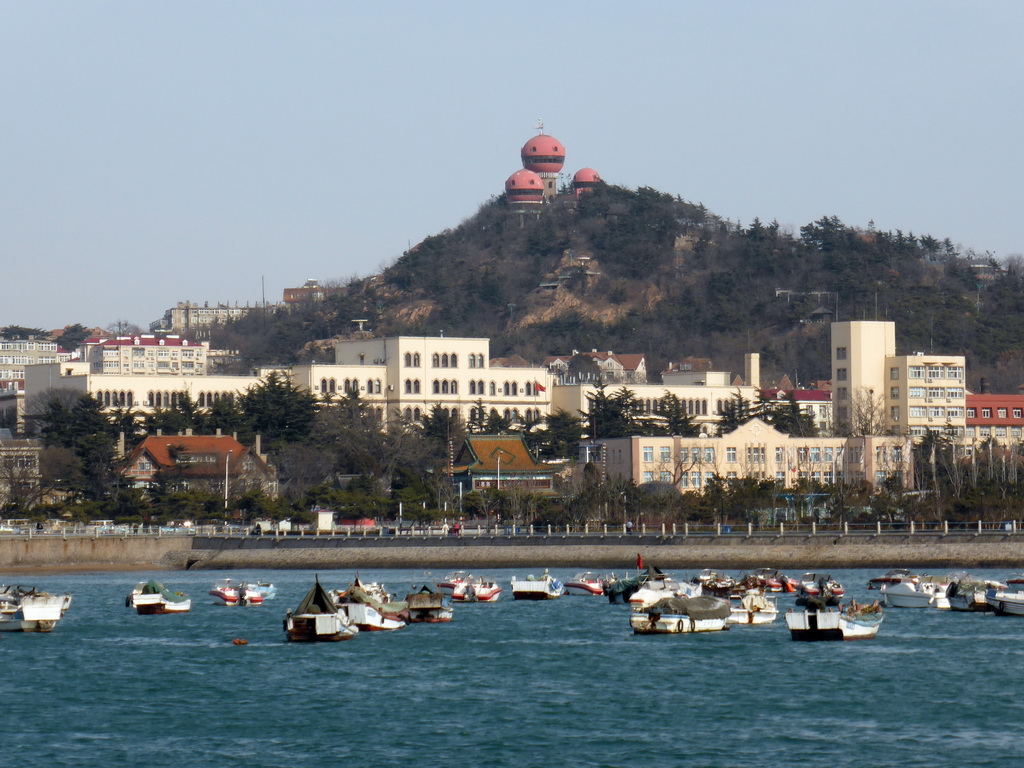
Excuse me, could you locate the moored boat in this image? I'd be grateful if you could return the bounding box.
[405,585,454,623]
[630,567,700,609]
[797,573,845,600]
[629,595,732,634]
[691,569,737,598]
[127,580,191,615]
[728,591,778,625]
[436,571,471,596]
[565,572,605,596]
[946,573,1003,612]
[881,575,948,609]
[986,586,1024,615]
[0,585,72,633]
[333,578,408,630]
[285,580,359,642]
[209,579,264,606]
[745,568,799,593]
[786,601,884,641]
[452,576,502,603]
[510,570,563,600]
[255,581,276,600]
[867,568,917,590]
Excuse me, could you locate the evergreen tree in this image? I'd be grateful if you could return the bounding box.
[240,371,317,445]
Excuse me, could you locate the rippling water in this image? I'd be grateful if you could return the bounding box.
[2,567,1021,767]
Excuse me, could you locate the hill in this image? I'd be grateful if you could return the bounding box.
[214,184,1024,392]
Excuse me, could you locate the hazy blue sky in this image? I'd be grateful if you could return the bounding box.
[3,2,1022,331]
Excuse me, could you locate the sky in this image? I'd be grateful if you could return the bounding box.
[3,2,1023,331]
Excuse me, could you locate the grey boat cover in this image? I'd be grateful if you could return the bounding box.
[294,580,338,615]
[344,583,409,614]
[648,595,732,620]
[142,579,189,604]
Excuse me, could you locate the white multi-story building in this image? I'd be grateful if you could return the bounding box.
[0,339,74,383]
[831,321,966,438]
[151,301,254,337]
[77,335,211,377]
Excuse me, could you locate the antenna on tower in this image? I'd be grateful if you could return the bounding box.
[535,117,544,133]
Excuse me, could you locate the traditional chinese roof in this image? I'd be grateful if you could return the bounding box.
[451,435,548,475]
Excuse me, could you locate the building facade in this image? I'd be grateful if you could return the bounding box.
[78,335,210,376]
[965,393,1024,444]
[151,302,255,336]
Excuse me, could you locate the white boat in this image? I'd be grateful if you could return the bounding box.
[510,570,563,600]
[728,591,778,625]
[209,579,264,606]
[629,573,700,610]
[338,601,407,631]
[867,568,918,590]
[797,573,846,600]
[881,576,949,609]
[452,576,502,603]
[285,580,359,642]
[564,572,605,596]
[0,585,72,632]
[436,571,471,596]
[332,580,407,630]
[786,605,884,641]
[629,595,732,634]
[986,586,1024,615]
[127,580,191,615]
[255,581,276,600]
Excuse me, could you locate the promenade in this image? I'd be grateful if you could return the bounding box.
[2,521,1024,571]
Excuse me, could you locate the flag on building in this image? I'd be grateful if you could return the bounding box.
[534,381,547,392]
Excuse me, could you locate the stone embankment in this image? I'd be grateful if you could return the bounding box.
[5,533,1020,572]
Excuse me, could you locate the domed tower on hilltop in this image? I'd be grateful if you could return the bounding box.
[572,168,602,196]
[505,169,545,206]
[520,132,565,199]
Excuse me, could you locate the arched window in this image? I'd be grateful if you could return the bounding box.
[490,408,499,419]
[320,378,327,393]
[413,353,420,367]
[511,382,518,396]
[374,379,381,393]
[375,407,383,420]
[503,408,512,420]
[526,382,533,396]
[432,380,440,394]
[414,380,421,394]
[450,353,458,368]
[479,380,485,393]
[513,408,521,422]
[331,379,338,393]
[489,382,496,396]
[441,381,449,394]
[701,399,708,415]
[503,382,510,396]
[404,352,412,367]
[477,354,485,368]
[127,392,134,407]
[432,353,440,367]
[147,391,154,406]
[441,353,449,368]
[405,379,412,394]
[469,355,476,369]
[366,379,373,393]
[414,407,421,421]
[450,381,458,395]
[469,381,476,395]
[404,408,413,420]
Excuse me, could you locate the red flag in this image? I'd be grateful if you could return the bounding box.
[636,553,644,570]
[534,381,547,393]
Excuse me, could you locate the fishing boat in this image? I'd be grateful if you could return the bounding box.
[209,579,264,606]
[405,585,454,623]
[629,595,732,634]
[564,572,605,596]
[881,575,949,609]
[510,570,563,600]
[985,586,1024,615]
[946,573,1004,612]
[604,572,645,604]
[0,585,72,632]
[797,573,845,599]
[691,569,737,597]
[127,580,191,614]
[1005,573,1024,586]
[744,568,799,593]
[285,580,359,642]
[785,601,884,641]
[867,568,918,590]
[436,571,471,596]
[728,591,778,625]
[333,579,407,630]
[452,576,502,603]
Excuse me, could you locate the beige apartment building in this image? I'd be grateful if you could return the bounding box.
[831,321,966,438]
[0,339,74,383]
[78,335,210,376]
[151,301,255,337]
[600,418,912,492]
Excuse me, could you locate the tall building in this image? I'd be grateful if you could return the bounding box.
[831,321,966,438]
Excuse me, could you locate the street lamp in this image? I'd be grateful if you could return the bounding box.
[224,450,232,511]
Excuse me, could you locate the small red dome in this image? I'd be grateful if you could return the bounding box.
[505,169,544,203]
[521,134,565,174]
[573,168,601,184]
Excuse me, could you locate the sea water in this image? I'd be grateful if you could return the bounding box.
[0,567,1021,768]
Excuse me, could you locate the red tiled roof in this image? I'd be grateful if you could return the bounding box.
[128,435,247,469]
[452,435,547,474]
[85,335,199,348]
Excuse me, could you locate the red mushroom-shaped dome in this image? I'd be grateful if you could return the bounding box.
[521,134,565,174]
[572,168,602,195]
[505,169,544,204]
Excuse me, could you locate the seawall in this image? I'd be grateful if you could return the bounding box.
[3,533,1024,572]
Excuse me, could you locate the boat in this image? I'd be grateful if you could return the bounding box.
[629,595,732,634]
[880,575,949,609]
[795,573,845,605]
[405,585,454,623]
[604,572,645,604]
[985,586,1024,615]
[452,576,502,603]
[744,568,799,593]
[785,601,884,641]
[127,580,191,614]
[867,568,918,590]
[564,572,605,596]
[0,585,72,633]
[691,569,737,597]
[728,591,779,625]
[510,570,564,600]
[255,581,277,600]
[333,578,408,630]
[284,580,359,642]
[946,573,1004,612]
[209,579,264,606]
[629,567,700,609]
[1006,573,1024,586]
[436,571,471,596]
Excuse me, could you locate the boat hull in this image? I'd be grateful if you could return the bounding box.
[133,594,191,615]
[986,589,1024,615]
[565,583,604,596]
[285,613,358,642]
[785,610,882,641]
[630,613,729,634]
[510,577,563,600]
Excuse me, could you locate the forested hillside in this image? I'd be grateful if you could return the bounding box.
[215,185,1024,392]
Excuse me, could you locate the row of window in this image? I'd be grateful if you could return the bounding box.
[967,426,1024,439]
[969,407,1024,420]
[399,406,543,424]
[902,365,964,380]
[891,387,965,399]
[401,352,488,369]
[639,444,868,465]
[892,406,966,420]
[320,378,383,395]
[641,469,886,487]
